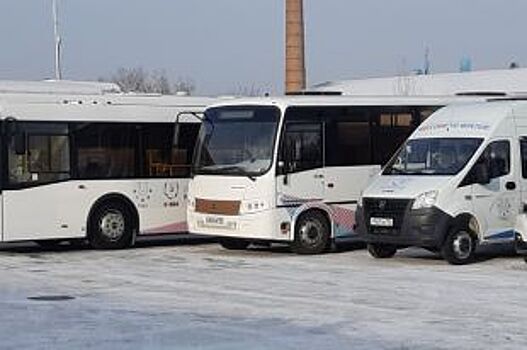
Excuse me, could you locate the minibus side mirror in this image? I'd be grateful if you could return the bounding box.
[473,162,490,185]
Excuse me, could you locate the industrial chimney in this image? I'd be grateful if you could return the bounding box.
[285,0,306,93]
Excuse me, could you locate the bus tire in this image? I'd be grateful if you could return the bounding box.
[219,238,250,250]
[367,243,397,259]
[441,225,477,265]
[88,200,136,250]
[291,211,330,255]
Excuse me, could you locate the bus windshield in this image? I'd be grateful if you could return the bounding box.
[383,137,483,176]
[194,106,280,176]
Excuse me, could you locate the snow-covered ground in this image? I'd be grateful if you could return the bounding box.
[0,239,526,350]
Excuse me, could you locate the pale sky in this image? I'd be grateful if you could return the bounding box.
[0,0,526,95]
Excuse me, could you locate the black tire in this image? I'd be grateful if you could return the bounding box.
[88,200,136,250]
[367,243,397,259]
[219,238,250,250]
[291,211,330,255]
[441,226,477,265]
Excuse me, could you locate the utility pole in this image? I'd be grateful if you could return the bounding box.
[52,0,63,80]
[285,0,306,93]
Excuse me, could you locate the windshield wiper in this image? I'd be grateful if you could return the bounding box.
[199,165,257,181]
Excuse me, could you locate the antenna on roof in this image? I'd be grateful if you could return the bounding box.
[52,0,63,80]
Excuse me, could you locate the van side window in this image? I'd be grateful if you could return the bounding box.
[282,123,323,173]
[521,138,527,178]
[478,140,511,179]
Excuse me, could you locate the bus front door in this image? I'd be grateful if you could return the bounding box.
[276,123,325,206]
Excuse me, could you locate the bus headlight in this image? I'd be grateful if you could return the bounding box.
[241,200,267,214]
[412,191,438,210]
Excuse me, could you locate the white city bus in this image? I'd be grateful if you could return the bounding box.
[187,95,487,254]
[0,88,216,248]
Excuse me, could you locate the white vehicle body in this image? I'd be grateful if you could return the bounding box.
[357,100,527,262]
[187,95,488,252]
[0,86,216,245]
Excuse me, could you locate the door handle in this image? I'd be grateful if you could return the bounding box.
[327,183,334,188]
[505,181,516,191]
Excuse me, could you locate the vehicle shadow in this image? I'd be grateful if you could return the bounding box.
[0,235,217,254]
[396,243,520,264]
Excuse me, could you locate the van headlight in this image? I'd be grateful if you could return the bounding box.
[412,191,438,210]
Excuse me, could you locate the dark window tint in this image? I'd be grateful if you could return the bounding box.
[325,113,371,166]
[8,123,70,185]
[73,124,136,179]
[282,123,323,173]
[143,123,199,178]
[482,140,510,179]
[521,138,527,178]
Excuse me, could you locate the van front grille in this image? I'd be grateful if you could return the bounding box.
[363,198,411,233]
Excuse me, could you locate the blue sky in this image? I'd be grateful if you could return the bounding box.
[0,0,525,94]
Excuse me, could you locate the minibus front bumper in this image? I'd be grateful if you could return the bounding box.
[356,200,451,248]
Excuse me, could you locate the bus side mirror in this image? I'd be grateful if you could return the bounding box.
[473,162,490,185]
[14,133,26,155]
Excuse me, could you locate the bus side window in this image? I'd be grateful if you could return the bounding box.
[8,123,70,186]
[143,123,200,178]
[520,138,527,178]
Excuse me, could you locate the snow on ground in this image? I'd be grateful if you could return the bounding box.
[0,239,526,350]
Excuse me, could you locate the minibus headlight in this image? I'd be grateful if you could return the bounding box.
[412,191,438,210]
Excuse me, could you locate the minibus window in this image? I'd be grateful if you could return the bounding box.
[384,138,483,176]
[520,138,527,178]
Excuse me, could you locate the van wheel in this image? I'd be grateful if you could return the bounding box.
[88,201,136,250]
[367,243,397,258]
[441,226,476,265]
[219,238,250,250]
[291,211,330,255]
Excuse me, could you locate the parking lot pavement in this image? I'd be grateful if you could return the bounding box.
[0,239,526,350]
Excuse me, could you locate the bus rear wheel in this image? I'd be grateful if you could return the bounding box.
[219,238,250,250]
[367,243,397,259]
[88,201,136,250]
[291,211,330,255]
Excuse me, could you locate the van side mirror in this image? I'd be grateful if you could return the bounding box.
[473,162,490,185]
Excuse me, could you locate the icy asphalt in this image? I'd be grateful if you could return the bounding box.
[0,238,526,350]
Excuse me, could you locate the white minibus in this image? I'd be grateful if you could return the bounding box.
[357,100,527,264]
[187,95,486,254]
[0,89,215,248]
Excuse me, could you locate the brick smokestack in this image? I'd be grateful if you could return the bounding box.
[285,0,306,93]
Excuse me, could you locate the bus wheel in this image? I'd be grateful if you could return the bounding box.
[88,201,136,250]
[441,226,476,265]
[367,243,397,259]
[219,238,250,250]
[291,211,330,255]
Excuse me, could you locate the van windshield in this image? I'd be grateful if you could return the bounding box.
[193,106,280,177]
[383,138,483,176]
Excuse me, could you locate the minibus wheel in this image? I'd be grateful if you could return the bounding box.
[441,227,476,265]
[291,211,330,254]
[367,243,397,259]
[219,238,250,250]
[88,200,136,249]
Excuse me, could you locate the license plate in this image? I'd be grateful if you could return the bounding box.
[370,217,394,227]
[206,216,224,225]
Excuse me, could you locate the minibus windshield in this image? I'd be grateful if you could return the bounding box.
[383,137,483,176]
[194,106,280,177]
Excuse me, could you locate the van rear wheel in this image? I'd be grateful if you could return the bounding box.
[441,227,476,265]
[291,211,330,255]
[367,243,397,259]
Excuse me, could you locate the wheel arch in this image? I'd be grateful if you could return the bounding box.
[86,193,140,239]
[292,205,333,239]
[446,212,481,243]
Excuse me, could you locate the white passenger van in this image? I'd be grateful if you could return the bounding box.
[187,95,487,254]
[357,100,527,264]
[0,85,215,248]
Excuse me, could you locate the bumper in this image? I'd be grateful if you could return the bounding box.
[356,205,452,248]
[516,234,527,255]
[187,208,290,241]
